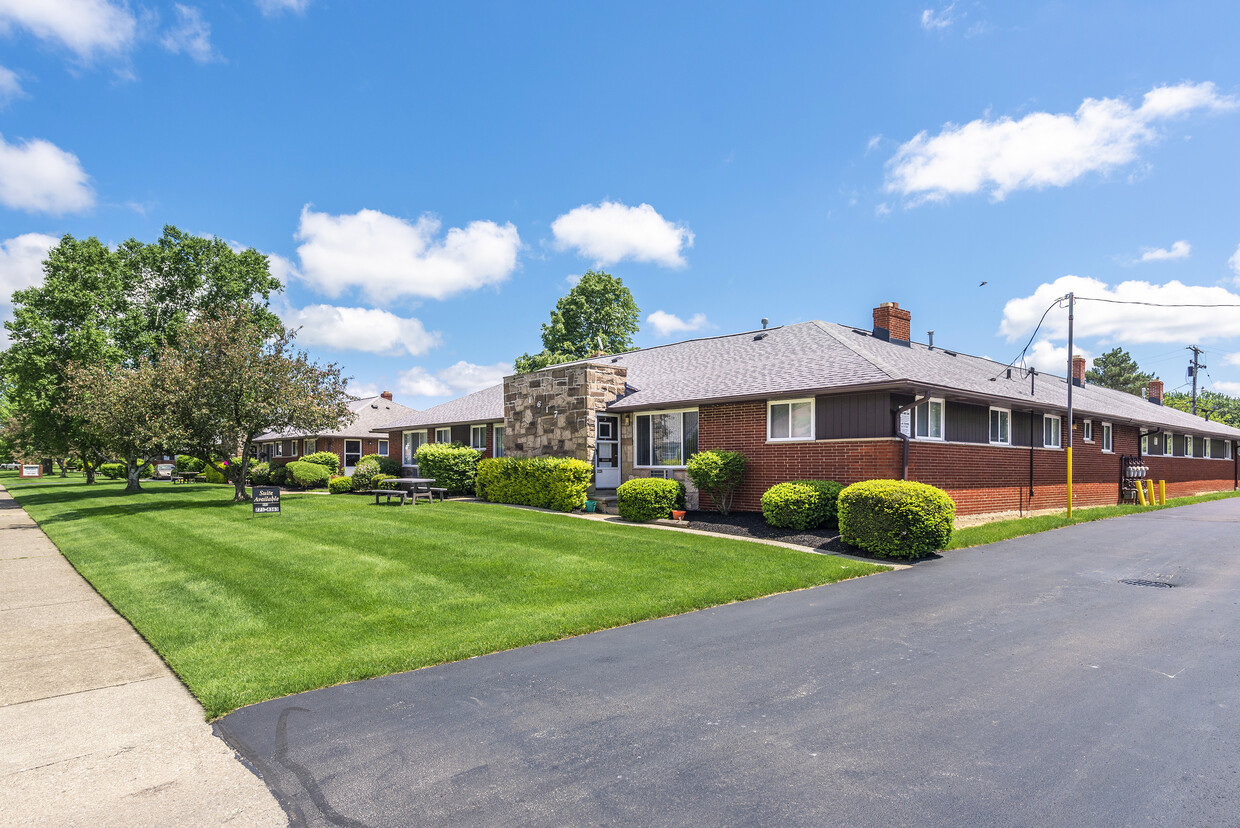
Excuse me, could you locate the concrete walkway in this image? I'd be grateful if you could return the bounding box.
[0,484,286,827]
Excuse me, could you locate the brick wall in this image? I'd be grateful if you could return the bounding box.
[262,435,391,470]
[697,400,1237,516]
[380,423,499,466]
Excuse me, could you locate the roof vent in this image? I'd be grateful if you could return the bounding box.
[761,318,769,330]
[927,331,935,351]
[753,332,767,341]
[611,356,621,363]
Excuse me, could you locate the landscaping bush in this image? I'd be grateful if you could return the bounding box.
[268,464,288,486]
[99,462,124,480]
[837,479,955,559]
[328,475,353,494]
[203,463,227,484]
[286,460,330,489]
[301,451,340,474]
[686,450,747,515]
[138,462,154,479]
[248,461,271,486]
[373,473,399,490]
[415,443,482,495]
[350,458,381,491]
[360,453,401,476]
[617,477,683,522]
[475,456,594,512]
[175,455,205,474]
[761,480,844,531]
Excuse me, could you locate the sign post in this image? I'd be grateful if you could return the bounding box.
[252,486,281,515]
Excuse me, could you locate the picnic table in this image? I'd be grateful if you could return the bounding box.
[384,477,446,505]
[173,472,204,484]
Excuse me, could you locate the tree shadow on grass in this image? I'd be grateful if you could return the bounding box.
[8,484,248,524]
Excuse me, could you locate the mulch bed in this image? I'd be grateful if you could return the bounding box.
[683,510,848,553]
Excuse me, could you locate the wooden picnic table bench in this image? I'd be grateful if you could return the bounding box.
[368,489,409,506]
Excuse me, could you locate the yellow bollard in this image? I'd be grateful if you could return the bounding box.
[1136,481,1147,506]
[1146,479,1157,505]
[1159,479,1166,505]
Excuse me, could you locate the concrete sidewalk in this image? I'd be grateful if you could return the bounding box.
[0,484,286,827]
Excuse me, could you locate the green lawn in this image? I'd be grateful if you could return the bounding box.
[948,489,1240,549]
[2,472,886,718]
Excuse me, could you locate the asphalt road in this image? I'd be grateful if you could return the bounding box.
[216,499,1240,827]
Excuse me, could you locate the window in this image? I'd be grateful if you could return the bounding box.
[636,410,699,467]
[1184,435,1193,457]
[1082,420,1092,442]
[470,425,487,451]
[768,399,814,441]
[274,442,284,457]
[1227,441,1234,460]
[304,438,316,455]
[911,399,944,441]
[289,439,297,456]
[1043,415,1062,448]
[1141,434,1148,454]
[989,408,1011,445]
[1101,422,1112,452]
[435,427,451,444]
[493,426,505,458]
[377,439,388,456]
[402,430,426,464]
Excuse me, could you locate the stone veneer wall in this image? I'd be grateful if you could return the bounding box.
[503,364,628,467]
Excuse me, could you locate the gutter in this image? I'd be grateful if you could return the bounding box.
[892,395,926,481]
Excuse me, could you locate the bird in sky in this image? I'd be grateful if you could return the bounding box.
[979,281,988,286]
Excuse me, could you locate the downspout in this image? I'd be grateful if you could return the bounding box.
[1029,412,1035,500]
[892,395,926,481]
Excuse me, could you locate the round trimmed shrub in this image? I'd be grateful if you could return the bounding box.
[175,455,205,474]
[328,475,353,494]
[350,458,381,491]
[686,450,747,515]
[617,477,683,522]
[837,479,955,559]
[268,464,288,486]
[301,451,340,474]
[99,462,124,479]
[248,461,271,486]
[761,480,844,531]
[373,473,398,489]
[286,460,330,489]
[360,453,401,476]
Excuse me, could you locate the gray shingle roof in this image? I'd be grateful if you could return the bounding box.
[257,395,420,442]
[378,384,504,430]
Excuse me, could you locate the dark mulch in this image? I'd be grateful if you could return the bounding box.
[684,510,848,553]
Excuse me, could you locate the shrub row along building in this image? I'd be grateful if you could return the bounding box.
[269,302,1240,517]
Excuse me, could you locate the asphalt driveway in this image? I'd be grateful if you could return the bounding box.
[217,498,1240,827]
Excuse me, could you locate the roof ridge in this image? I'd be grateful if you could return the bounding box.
[811,321,900,382]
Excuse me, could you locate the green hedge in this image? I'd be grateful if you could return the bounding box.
[248,461,271,486]
[175,455,205,474]
[686,450,747,515]
[301,451,340,474]
[415,443,482,495]
[286,460,330,489]
[328,475,353,494]
[475,456,593,512]
[360,453,401,476]
[99,462,124,479]
[761,480,844,531]
[269,464,288,486]
[617,477,684,522]
[350,458,381,491]
[837,479,955,559]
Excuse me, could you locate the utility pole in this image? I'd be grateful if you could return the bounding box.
[1065,292,1075,519]
[1187,346,1206,415]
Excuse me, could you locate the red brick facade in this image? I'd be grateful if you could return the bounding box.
[699,400,1237,516]
[381,423,500,466]
[261,435,390,469]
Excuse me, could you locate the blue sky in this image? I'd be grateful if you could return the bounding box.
[3,1,1240,408]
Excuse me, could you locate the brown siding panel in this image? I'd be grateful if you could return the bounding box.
[816,392,892,439]
[946,401,988,444]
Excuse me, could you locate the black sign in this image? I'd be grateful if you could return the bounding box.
[252,486,281,515]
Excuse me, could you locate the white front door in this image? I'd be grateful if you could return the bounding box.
[594,415,621,489]
[344,439,362,474]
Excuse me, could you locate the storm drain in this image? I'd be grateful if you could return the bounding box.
[1120,578,1176,589]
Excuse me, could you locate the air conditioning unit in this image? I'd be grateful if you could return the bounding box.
[648,469,672,479]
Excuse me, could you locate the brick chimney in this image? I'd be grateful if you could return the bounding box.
[1147,379,1163,405]
[380,391,393,401]
[1071,355,1087,387]
[872,302,911,345]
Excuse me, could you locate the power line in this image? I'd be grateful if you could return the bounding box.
[992,296,1067,380]
[1076,296,1240,308]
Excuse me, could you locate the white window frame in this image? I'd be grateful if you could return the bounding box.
[493,425,505,458]
[1226,441,1234,460]
[304,438,316,455]
[635,408,700,468]
[1184,434,1193,458]
[1100,422,1112,453]
[1141,434,1148,455]
[435,427,452,444]
[767,398,816,442]
[470,425,488,451]
[377,439,388,456]
[273,442,284,457]
[402,430,427,465]
[1082,420,1092,442]
[1043,414,1062,449]
[989,407,1012,446]
[908,398,945,442]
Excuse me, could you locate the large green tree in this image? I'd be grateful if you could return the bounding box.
[515,270,639,373]
[66,359,167,493]
[1164,389,1240,428]
[1084,347,1155,396]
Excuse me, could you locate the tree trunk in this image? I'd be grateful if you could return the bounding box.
[124,454,143,494]
[231,447,252,502]
[81,452,96,484]
[57,458,68,478]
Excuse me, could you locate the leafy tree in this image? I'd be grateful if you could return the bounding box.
[686,450,748,515]
[1084,348,1154,396]
[514,270,639,372]
[1164,390,1240,428]
[157,306,353,502]
[65,360,167,494]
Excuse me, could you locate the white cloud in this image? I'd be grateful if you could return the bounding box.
[1229,243,1240,281]
[0,0,137,60]
[256,0,309,15]
[0,65,23,107]
[1001,274,1240,345]
[1213,380,1240,396]
[565,273,581,287]
[1222,352,1240,368]
[397,361,512,398]
[264,252,299,287]
[886,82,1237,203]
[282,304,440,357]
[865,134,883,154]
[295,206,521,303]
[551,200,693,268]
[1139,240,1191,262]
[0,232,55,301]
[345,381,381,398]
[0,134,94,214]
[1025,339,1092,375]
[646,310,708,338]
[920,3,956,30]
[160,5,218,63]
